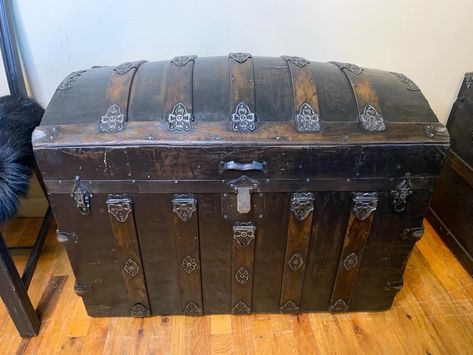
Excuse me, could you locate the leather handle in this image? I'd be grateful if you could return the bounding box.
[218,160,268,174]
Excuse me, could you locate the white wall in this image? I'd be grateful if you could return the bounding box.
[11,0,473,123]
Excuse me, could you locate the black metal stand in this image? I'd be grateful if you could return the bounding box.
[0,0,54,337]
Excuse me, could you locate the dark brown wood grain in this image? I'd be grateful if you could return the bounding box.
[171,194,203,315]
[279,194,314,312]
[106,196,150,316]
[329,193,377,312]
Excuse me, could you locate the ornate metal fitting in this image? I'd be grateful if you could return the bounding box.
[131,303,149,317]
[425,124,449,139]
[403,227,424,243]
[291,192,315,221]
[233,222,256,248]
[392,72,420,91]
[74,281,94,297]
[124,258,140,277]
[385,279,404,292]
[295,103,320,132]
[353,192,378,221]
[230,102,256,132]
[466,73,473,89]
[99,104,126,133]
[282,56,310,68]
[280,300,299,313]
[232,300,251,314]
[113,60,145,75]
[359,105,386,132]
[58,70,86,90]
[229,53,252,63]
[181,256,198,274]
[56,230,78,244]
[171,55,197,67]
[184,301,202,316]
[340,62,363,75]
[167,102,193,131]
[71,176,92,216]
[329,299,349,312]
[289,253,304,271]
[107,196,133,222]
[228,175,260,214]
[391,174,413,213]
[172,194,197,221]
[343,252,359,271]
[235,267,249,284]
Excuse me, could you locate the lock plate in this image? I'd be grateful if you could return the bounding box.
[222,176,264,218]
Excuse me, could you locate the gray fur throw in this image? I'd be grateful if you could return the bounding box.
[0,95,44,224]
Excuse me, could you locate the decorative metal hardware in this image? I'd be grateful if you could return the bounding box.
[289,253,303,272]
[425,124,449,139]
[391,174,413,213]
[232,300,251,314]
[280,300,299,313]
[184,301,202,316]
[56,231,78,244]
[385,279,404,292]
[403,227,424,243]
[229,52,252,63]
[233,222,256,247]
[282,56,310,68]
[392,72,420,91]
[172,194,197,221]
[228,175,260,214]
[181,256,198,274]
[99,104,126,133]
[107,196,133,222]
[113,60,145,75]
[71,176,92,215]
[295,103,320,132]
[341,62,363,75]
[343,252,359,271]
[124,258,140,277]
[329,299,349,312]
[167,102,193,131]
[58,70,86,90]
[235,267,249,284]
[130,303,149,317]
[466,73,473,89]
[291,192,315,221]
[171,55,197,67]
[353,192,378,221]
[359,105,386,132]
[74,281,94,297]
[230,102,256,132]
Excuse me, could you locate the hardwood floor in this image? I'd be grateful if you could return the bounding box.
[0,218,472,354]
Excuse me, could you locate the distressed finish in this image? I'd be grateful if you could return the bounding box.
[428,72,473,276]
[33,55,448,316]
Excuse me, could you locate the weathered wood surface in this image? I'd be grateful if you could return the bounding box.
[1,217,473,354]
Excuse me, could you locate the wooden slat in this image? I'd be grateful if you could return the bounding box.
[164,56,196,131]
[329,192,378,312]
[231,222,256,314]
[229,53,256,132]
[171,194,203,315]
[279,193,315,312]
[284,56,320,132]
[106,195,150,316]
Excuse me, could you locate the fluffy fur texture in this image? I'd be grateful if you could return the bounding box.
[0,95,44,224]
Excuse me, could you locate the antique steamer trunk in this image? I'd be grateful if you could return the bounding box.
[32,54,449,317]
[428,73,473,276]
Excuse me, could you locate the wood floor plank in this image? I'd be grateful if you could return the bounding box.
[0,217,472,355]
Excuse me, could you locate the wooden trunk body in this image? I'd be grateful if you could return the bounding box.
[33,55,449,316]
[428,73,473,276]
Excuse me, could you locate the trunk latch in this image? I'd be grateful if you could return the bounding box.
[228,176,260,214]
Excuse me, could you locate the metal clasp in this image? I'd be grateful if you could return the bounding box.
[228,176,259,214]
